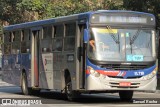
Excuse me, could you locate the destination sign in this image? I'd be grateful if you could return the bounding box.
[90,12,155,25]
[99,16,147,23]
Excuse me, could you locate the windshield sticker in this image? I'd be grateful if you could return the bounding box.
[127,55,133,61]
[121,33,124,37]
[133,55,143,61]
[92,28,117,34]
[127,55,143,61]
[126,33,130,37]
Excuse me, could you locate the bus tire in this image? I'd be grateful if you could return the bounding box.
[119,90,133,101]
[21,72,32,95]
[65,76,79,101]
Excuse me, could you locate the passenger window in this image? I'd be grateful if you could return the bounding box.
[12,42,20,54]
[41,39,52,52]
[64,23,76,51]
[3,32,12,54]
[4,43,11,54]
[64,38,75,51]
[21,30,30,53]
[43,26,52,39]
[52,25,64,52]
[4,32,12,42]
[41,26,52,53]
[21,42,30,53]
[65,23,76,37]
[13,31,21,42]
[22,30,30,41]
[52,38,63,51]
[11,31,21,54]
[55,25,64,37]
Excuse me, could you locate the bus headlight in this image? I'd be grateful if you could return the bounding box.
[142,68,157,80]
[94,72,100,77]
[90,69,95,74]
[88,67,100,77]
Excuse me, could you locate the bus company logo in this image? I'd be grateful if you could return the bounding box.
[103,71,126,77]
[117,71,126,77]
[44,59,52,65]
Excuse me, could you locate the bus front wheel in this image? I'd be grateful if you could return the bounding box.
[119,90,133,101]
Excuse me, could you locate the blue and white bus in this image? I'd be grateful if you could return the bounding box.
[2,10,157,101]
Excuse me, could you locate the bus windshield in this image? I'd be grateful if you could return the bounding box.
[88,27,156,62]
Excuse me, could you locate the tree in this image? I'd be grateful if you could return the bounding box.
[0,0,53,25]
[49,0,123,17]
[0,0,22,25]
[17,0,53,20]
[123,0,160,27]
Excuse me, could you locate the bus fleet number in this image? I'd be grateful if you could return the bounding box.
[134,71,144,76]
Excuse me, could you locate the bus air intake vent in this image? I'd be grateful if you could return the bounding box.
[101,64,149,70]
[108,76,142,79]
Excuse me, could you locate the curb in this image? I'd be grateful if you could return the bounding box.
[0,80,14,87]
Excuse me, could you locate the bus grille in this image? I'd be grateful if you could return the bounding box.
[108,76,142,79]
[109,82,140,88]
[101,64,149,70]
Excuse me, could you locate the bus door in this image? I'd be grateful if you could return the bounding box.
[31,29,41,87]
[78,24,86,89]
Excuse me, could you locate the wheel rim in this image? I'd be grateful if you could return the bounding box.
[22,74,26,93]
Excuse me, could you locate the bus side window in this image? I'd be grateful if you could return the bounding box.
[3,32,12,54]
[52,38,63,51]
[64,23,76,51]
[12,31,21,54]
[41,26,52,53]
[4,43,11,54]
[52,25,64,51]
[21,30,30,53]
[4,32,12,43]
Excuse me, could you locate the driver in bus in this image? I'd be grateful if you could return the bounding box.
[89,36,109,51]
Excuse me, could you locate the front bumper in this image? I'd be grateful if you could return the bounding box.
[86,75,157,91]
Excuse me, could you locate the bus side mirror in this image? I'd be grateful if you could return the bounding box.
[83,29,89,43]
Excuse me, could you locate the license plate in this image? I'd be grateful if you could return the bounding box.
[119,82,131,86]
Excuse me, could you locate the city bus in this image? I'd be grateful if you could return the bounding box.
[2,10,157,101]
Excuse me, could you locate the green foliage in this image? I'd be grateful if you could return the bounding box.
[49,0,123,17]
[123,0,160,27]
[0,0,123,25]
[0,0,53,24]
[0,0,22,24]
[0,0,159,27]
[18,0,53,19]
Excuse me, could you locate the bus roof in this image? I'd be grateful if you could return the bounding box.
[3,10,154,31]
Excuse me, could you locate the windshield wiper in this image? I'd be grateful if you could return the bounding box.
[106,25,120,44]
[130,30,140,45]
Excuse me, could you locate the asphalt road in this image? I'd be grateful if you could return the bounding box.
[0,85,160,107]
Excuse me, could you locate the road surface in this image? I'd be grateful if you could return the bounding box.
[0,80,160,107]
